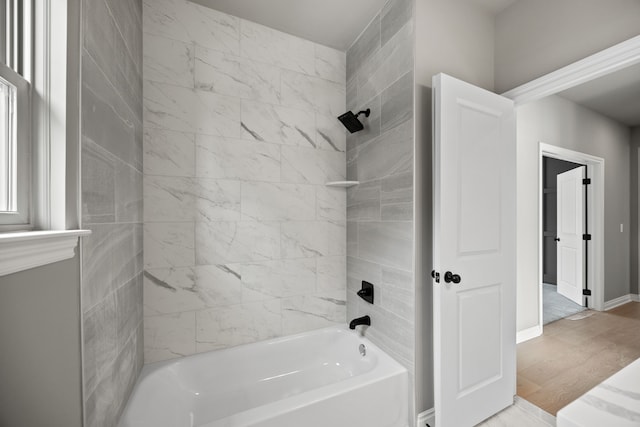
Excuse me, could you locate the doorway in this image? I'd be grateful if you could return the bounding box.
[541,156,587,324]
[538,143,606,333]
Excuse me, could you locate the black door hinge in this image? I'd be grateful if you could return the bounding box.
[431,270,440,283]
[583,178,591,185]
[583,234,591,240]
[583,289,592,296]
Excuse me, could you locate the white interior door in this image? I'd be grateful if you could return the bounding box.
[556,167,585,305]
[433,73,516,427]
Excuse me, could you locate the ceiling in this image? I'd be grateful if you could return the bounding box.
[558,62,640,127]
[192,0,517,51]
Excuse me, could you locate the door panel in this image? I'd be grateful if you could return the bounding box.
[433,74,516,427]
[556,167,585,305]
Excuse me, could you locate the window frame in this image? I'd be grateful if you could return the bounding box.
[0,0,32,229]
[0,62,30,227]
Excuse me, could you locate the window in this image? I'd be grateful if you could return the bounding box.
[0,0,31,228]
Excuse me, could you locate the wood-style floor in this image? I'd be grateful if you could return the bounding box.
[517,301,640,415]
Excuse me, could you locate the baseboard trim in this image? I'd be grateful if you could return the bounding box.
[417,408,435,427]
[632,294,640,302]
[604,294,634,310]
[517,324,542,344]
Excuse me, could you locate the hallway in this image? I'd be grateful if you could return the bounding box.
[517,302,640,415]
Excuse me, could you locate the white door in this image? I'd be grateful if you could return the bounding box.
[556,167,585,305]
[433,74,516,427]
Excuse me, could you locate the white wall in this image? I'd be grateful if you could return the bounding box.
[495,0,640,93]
[0,256,83,427]
[415,0,495,90]
[413,0,495,415]
[630,127,640,295]
[516,95,631,331]
[142,0,347,363]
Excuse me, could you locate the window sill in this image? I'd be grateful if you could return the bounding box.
[0,230,91,276]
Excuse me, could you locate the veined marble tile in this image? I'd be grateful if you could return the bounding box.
[281,146,345,185]
[143,265,244,316]
[317,186,347,222]
[315,44,345,84]
[195,299,281,352]
[143,0,240,55]
[195,135,280,182]
[143,128,195,177]
[316,113,346,152]
[282,290,346,335]
[281,220,345,259]
[326,220,347,256]
[240,19,315,75]
[144,175,194,222]
[240,100,316,147]
[144,311,196,363]
[144,81,240,137]
[143,33,194,87]
[195,221,280,265]
[281,70,345,117]
[241,182,316,221]
[193,179,241,222]
[143,267,204,316]
[195,47,280,104]
[144,80,195,133]
[194,264,243,308]
[143,0,191,43]
[240,258,317,302]
[185,2,240,53]
[281,221,327,259]
[317,256,347,292]
[193,89,241,137]
[144,222,195,268]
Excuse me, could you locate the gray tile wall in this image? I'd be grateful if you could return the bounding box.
[141,0,347,363]
[345,0,415,413]
[80,0,144,425]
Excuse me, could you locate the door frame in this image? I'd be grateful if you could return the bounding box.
[538,144,605,326]
[500,36,639,344]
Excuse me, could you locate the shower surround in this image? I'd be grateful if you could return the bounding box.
[142,0,348,362]
[345,0,415,406]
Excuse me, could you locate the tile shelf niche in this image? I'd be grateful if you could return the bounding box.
[325,181,359,188]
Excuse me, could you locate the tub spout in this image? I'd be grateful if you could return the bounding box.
[349,315,371,330]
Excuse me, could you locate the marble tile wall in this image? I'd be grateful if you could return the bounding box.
[345,0,415,403]
[142,0,347,363]
[80,0,144,425]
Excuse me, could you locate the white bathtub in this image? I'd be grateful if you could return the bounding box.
[119,326,409,427]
